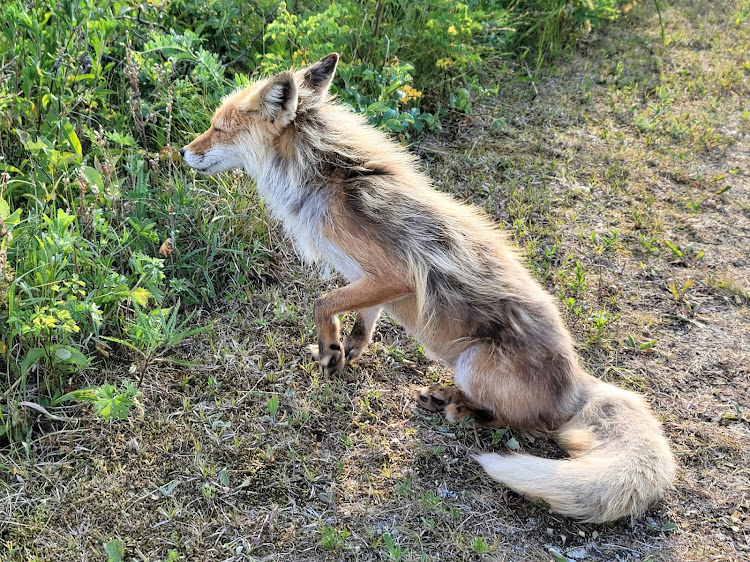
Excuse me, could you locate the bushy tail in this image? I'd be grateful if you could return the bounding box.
[475,380,676,523]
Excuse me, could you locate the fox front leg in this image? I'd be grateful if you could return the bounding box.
[310,300,346,375]
[309,307,380,371]
[308,280,410,375]
[344,306,381,362]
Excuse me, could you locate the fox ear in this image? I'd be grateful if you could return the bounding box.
[303,53,339,95]
[258,71,298,125]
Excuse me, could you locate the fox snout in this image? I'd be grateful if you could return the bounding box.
[180,134,240,176]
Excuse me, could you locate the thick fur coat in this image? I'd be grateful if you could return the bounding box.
[182,54,676,523]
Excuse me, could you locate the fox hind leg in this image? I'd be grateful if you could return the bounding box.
[414,384,506,428]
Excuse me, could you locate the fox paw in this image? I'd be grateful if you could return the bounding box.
[414,385,502,427]
[343,339,367,362]
[307,343,346,375]
[413,385,463,412]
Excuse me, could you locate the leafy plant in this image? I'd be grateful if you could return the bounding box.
[319,523,351,551]
[105,539,125,562]
[54,380,141,421]
[624,334,657,351]
[104,304,207,384]
[266,393,280,422]
[588,307,613,342]
[471,536,491,554]
[381,533,405,562]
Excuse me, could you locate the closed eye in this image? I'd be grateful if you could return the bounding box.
[213,126,223,133]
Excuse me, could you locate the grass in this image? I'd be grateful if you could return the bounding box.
[2,0,750,560]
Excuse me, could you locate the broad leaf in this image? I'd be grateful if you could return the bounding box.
[20,348,47,375]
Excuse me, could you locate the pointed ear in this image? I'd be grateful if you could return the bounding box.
[258,71,298,125]
[302,53,339,95]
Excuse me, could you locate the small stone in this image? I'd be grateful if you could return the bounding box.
[567,547,588,559]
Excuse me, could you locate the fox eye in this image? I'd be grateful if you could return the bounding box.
[213,125,223,133]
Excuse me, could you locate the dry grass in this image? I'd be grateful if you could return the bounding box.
[2,0,749,560]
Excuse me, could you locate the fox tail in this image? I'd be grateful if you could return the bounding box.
[475,379,675,523]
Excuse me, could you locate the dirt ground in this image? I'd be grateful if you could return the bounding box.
[2,0,749,560]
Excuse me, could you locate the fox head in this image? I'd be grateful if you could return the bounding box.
[181,53,339,178]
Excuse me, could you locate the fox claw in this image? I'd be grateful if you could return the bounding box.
[414,385,505,427]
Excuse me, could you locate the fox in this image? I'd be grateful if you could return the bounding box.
[181,53,676,523]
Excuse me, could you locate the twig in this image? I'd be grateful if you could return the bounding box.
[523,61,539,98]
[653,0,665,41]
[118,7,168,31]
[223,0,283,69]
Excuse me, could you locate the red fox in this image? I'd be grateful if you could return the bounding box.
[181,54,676,523]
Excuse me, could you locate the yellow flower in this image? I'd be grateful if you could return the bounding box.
[448,25,457,36]
[398,85,423,105]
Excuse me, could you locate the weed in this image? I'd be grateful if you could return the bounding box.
[104,304,208,385]
[319,523,351,551]
[663,240,684,259]
[570,262,587,294]
[624,334,658,352]
[381,533,405,561]
[396,476,413,497]
[588,307,613,342]
[471,536,491,554]
[639,235,659,254]
[421,490,442,510]
[591,229,620,253]
[53,380,141,421]
[266,394,280,422]
[105,540,125,562]
[667,278,694,302]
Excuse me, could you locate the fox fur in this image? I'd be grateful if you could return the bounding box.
[182,53,676,523]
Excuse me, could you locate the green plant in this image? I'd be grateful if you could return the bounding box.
[381,533,405,562]
[396,476,413,497]
[105,539,125,562]
[337,61,440,134]
[569,261,587,294]
[104,304,208,384]
[513,0,620,68]
[53,380,141,421]
[591,229,619,252]
[471,536,491,554]
[588,307,613,342]
[667,278,693,302]
[624,334,657,351]
[266,393,280,422]
[319,523,351,551]
[639,235,659,254]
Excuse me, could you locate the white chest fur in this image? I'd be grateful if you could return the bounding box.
[255,164,365,282]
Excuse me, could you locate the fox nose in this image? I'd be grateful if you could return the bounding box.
[179,148,186,158]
